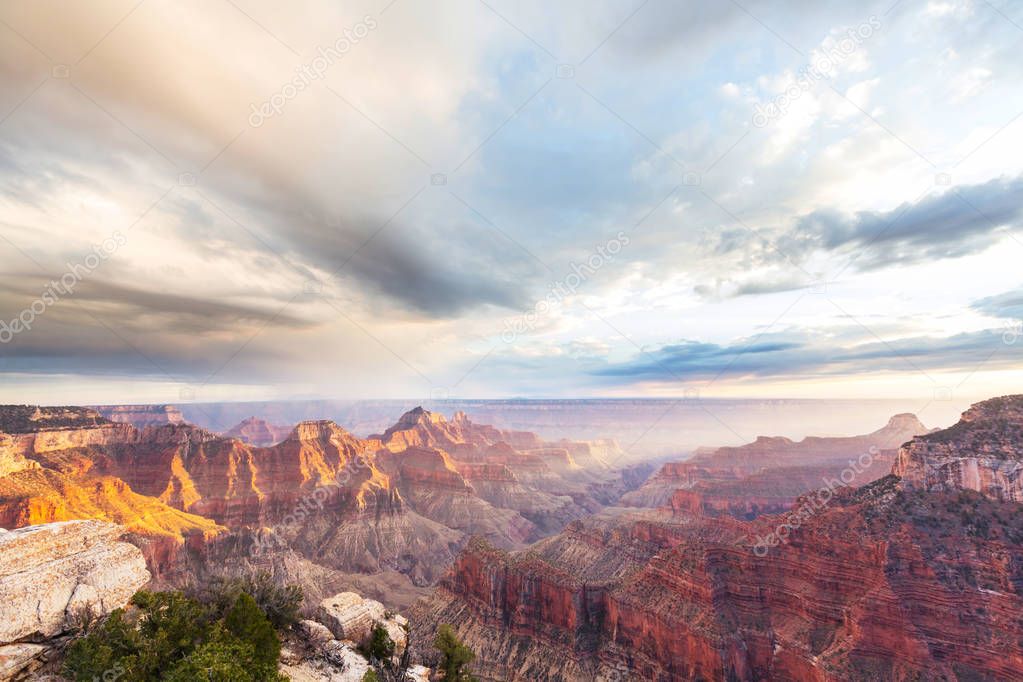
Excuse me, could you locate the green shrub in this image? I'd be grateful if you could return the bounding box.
[164,632,259,682]
[202,571,303,629]
[225,592,281,669]
[61,609,137,682]
[434,624,477,682]
[361,622,396,663]
[130,590,213,677]
[362,671,380,682]
[62,588,288,681]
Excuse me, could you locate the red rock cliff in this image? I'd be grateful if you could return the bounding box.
[413,397,1023,681]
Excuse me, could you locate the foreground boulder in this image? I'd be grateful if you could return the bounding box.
[280,637,371,681]
[283,594,426,681]
[317,591,408,654]
[0,520,150,644]
[0,644,48,680]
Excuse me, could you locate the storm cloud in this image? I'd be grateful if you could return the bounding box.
[784,175,1023,269]
[593,328,1014,383]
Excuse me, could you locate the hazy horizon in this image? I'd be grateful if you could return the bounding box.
[77,395,971,461]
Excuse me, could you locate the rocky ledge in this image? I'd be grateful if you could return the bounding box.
[0,520,150,680]
[317,591,409,654]
[282,591,428,681]
[895,395,1023,500]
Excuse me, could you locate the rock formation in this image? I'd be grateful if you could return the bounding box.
[0,520,149,679]
[0,643,51,681]
[0,439,37,479]
[411,396,1023,681]
[94,404,185,428]
[281,592,427,681]
[223,416,293,447]
[317,591,408,654]
[621,412,928,514]
[894,395,1023,500]
[0,404,644,611]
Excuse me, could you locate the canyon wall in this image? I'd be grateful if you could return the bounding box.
[622,413,927,514]
[894,395,1023,501]
[0,404,644,609]
[413,396,1023,681]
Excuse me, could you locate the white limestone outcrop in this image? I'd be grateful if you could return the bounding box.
[316,591,409,654]
[0,521,150,644]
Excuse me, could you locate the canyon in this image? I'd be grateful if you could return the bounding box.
[621,412,929,518]
[3,397,1023,680]
[0,403,645,610]
[409,395,1023,680]
[158,398,963,462]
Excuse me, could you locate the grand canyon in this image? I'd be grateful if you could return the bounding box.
[2,1,1020,679]
[0,395,1021,680]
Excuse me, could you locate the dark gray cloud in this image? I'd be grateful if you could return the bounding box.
[231,201,543,318]
[781,175,1023,269]
[592,328,1014,383]
[707,175,1023,284]
[341,228,534,316]
[0,273,313,382]
[731,277,812,298]
[0,277,310,334]
[0,280,305,383]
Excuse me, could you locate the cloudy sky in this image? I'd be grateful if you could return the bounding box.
[0,0,1020,405]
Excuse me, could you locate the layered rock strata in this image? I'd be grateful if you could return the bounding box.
[412,396,1023,681]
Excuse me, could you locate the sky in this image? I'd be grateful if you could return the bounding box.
[0,0,1021,406]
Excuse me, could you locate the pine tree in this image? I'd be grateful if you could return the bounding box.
[225,592,282,670]
[433,624,477,682]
